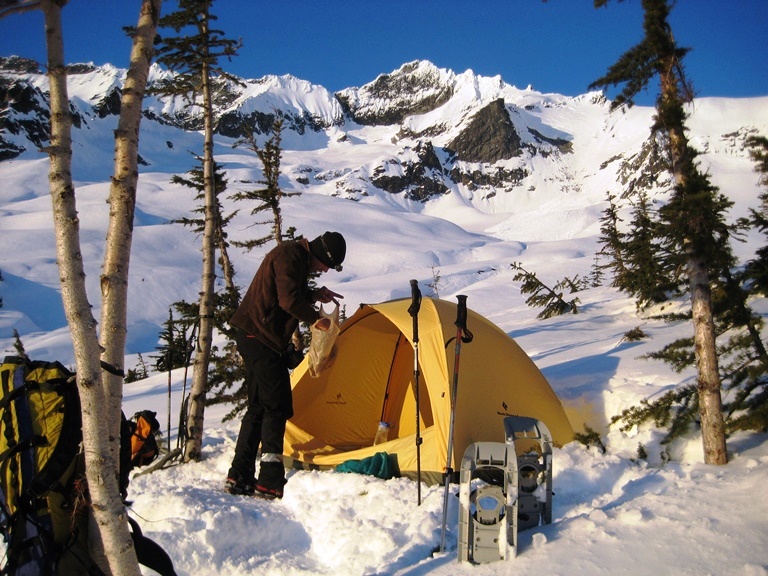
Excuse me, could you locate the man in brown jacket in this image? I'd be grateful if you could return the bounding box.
[226,231,346,499]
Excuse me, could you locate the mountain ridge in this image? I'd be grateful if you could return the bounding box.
[2,56,766,223]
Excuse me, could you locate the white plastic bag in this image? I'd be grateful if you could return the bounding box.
[308,304,341,378]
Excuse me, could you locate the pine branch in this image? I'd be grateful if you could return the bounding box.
[512,262,580,319]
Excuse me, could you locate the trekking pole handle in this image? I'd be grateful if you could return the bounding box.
[409,279,421,313]
[455,295,467,328]
[408,279,422,342]
[454,295,473,343]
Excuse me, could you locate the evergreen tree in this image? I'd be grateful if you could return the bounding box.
[628,246,768,443]
[597,191,674,309]
[124,353,149,383]
[232,118,311,355]
[588,254,605,288]
[169,293,243,419]
[172,155,239,294]
[231,118,299,250]
[11,329,27,359]
[153,308,195,373]
[168,150,244,449]
[596,192,630,288]
[715,277,768,434]
[153,0,241,462]
[743,136,768,296]
[720,134,768,433]
[591,0,750,464]
[622,190,675,307]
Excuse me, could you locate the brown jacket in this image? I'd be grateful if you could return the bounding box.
[230,239,321,352]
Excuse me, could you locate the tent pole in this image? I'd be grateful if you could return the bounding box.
[408,279,423,506]
[440,294,473,552]
[378,333,406,424]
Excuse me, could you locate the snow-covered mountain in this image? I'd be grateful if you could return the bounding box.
[4,56,763,212]
[2,56,768,576]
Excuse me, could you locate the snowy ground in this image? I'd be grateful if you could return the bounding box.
[122,423,768,576]
[117,296,768,576]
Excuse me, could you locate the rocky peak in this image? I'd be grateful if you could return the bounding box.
[0,77,50,160]
[370,140,449,201]
[447,98,522,163]
[2,56,747,216]
[0,56,40,74]
[336,60,454,126]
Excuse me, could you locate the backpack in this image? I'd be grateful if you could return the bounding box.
[0,356,175,575]
[127,410,161,469]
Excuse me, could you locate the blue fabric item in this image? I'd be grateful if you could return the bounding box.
[336,452,394,480]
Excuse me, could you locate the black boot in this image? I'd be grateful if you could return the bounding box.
[255,461,286,499]
[225,476,255,496]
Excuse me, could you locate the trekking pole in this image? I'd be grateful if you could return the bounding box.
[439,294,473,553]
[407,279,423,506]
[177,319,197,454]
[166,310,174,453]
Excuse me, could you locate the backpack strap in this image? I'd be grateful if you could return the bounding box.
[4,513,57,575]
[0,435,49,466]
[128,516,177,576]
[0,360,36,508]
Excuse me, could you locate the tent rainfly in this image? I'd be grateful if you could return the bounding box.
[284,297,574,484]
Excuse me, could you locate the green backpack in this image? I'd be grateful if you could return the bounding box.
[0,356,82,574]
[0,356,175,575]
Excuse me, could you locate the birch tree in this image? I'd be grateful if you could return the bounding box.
[99,0,162,478]
[1,0,162,572]
[42,3,139,573]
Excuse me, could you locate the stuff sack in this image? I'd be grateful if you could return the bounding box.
[128,410,161,469]
[308,304,341,378]
[336,452,395,480]
[118,410,161,502]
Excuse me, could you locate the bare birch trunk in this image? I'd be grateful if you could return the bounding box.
[184,51,216,462]
[99,0,161,466]
[41,1,141,574]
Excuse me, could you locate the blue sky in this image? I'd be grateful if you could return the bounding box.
[1,0,766,106]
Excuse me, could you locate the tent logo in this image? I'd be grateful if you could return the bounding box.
[497,401,513,417]
[326,392,347,405]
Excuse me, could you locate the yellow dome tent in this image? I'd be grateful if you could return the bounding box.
[284,297,573,483]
